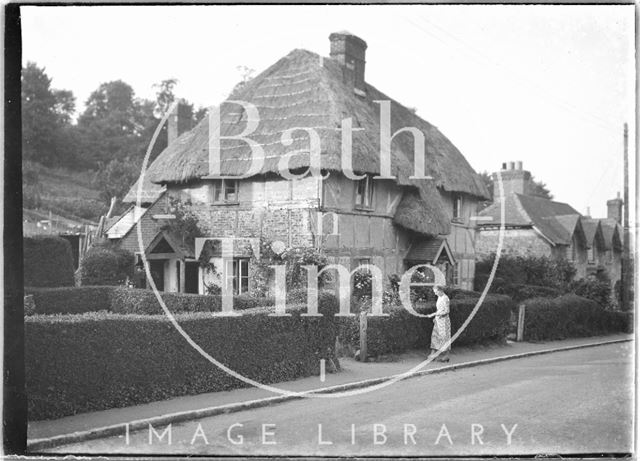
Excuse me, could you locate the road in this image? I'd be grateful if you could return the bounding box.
[44,342,633,456]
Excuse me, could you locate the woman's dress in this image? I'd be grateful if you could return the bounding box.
[431,294,451,351]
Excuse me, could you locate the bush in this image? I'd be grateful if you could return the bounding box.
[338,294,513,357]
[475,254,576,292]
[25,293,339,420]
[79,247,135,286]
[497,283,563,302]
[603,310,634,334]
[23,236,75,287]
[569,278,612,307]
[25,286,114,315]
[522,294,627,341]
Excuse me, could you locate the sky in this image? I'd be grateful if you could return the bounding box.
[20,4,636,220]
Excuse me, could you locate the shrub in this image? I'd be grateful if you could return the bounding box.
[338,294,513,357]
[603,310,634,334]
[25,286,114,315]
[496,283,563,302]
[79,247,135,286]
[522,294,627,341]
[23,236,75,287]
[569,278,612,308]
[25,294,339,420]
[475,254,576,292]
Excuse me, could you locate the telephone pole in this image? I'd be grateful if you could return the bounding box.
[621,123,631,311]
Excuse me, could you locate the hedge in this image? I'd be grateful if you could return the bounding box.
[25,286,113,314]
[23,236,75,287]
[338,294,514,357]
[23,286,279,315]
[522,294,630,341]
[78,247,135,286]
[25,292,339,420]
[497,283,563,302]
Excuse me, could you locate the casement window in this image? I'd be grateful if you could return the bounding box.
[452,195,463,221]
[587,247,595,263]
[212,179,239,204]
[355,175,374,209]
[225,258,249,295]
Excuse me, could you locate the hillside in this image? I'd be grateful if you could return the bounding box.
[23,161,107,224]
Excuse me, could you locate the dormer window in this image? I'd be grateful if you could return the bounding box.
[355,175,374,210]
[212,179,239,204]
[453,194,463,221]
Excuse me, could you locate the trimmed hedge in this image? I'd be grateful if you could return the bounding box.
[497,283,563,302]
[25,292,339,420]
[522,294,630,341]
[23,286,279,315]
[338,294,514,357]
[78,247,135,286]
[23,236,75,287]
[25,286,113,314]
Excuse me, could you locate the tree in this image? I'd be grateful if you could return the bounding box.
[229,65,255,96]
[479,171,554,201]
[529,175,553,200]
[76,80,153,168]
[95,156,143,205]
[21,62,76,166]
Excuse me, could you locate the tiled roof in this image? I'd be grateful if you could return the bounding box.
[479,193,580,245]
[580,218,601,246]
[105,205,150,239]
[599,218,622,250]
[405,237,455,264]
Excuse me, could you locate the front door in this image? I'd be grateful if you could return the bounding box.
[185,261,199,294]
[149,260,165,291]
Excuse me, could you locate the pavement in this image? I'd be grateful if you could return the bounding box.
[38,341,634,455]
[27,333,633,450]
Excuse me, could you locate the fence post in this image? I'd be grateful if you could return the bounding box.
[516,304,526,342]
[359,309,368,362]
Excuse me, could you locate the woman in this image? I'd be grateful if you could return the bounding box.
[427,285,451,362]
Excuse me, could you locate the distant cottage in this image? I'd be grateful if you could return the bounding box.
[105,32,489,295]
[476,161,623,287]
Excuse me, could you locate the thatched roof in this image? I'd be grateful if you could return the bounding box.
[141,48,489,236]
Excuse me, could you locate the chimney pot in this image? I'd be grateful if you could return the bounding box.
[329,31,367,94]
[508,161,515,170]
[516,161,523,170]
[501,162,507,170]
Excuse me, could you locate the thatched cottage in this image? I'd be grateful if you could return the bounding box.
[106,32,489,294]
[476,162,624,286]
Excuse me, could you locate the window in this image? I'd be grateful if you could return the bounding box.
[453,195,463,221]
[212,179,239,204]
[587,247,595,263]
[225,258,249,295]
[355,175,374,209]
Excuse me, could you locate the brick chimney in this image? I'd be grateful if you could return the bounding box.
[607,192,623,224]
[492,160,532,201]
[329,31,367,95]
[167,101,193,145]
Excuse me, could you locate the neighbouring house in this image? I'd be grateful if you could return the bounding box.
[105,32,489,295]
[476,161,624,288]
